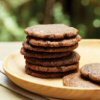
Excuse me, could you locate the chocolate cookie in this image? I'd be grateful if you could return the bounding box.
[80,63,100,82]
[25,52,80,67]
[21,47,71,59]
[29,35,81,47]
[25,24,79,39]
[25,66,73,78]
[23,42,78,53]
[26,62,79,72]
[63,73,100,88]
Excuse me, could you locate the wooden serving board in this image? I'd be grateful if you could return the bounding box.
[3,40,100,99]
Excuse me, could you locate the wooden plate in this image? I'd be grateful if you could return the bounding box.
[3,40,100,99]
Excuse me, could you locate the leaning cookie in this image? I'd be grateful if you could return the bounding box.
[25,52,80,67]
[80,63,100,82]
[21,47,71,59]
[25,24,79,39]
[63,72,100,88]
[23,42,78,53]
[29,35,81,47]
[26,62,79,72]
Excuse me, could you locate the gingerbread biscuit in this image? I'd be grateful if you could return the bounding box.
[25,52,80,67]
[80,63,100,82]
[21,47,71,59]
[25,24,79,39]
[29,35,81,47]
[63,73,100,88]
[25,66,76,78]
[23,42,78,53]
[26,62,79,72]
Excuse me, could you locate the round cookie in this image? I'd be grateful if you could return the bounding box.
[63,73,100,88]
[80,63,100,82]
[26,62,79,72]
[23,42,78,53]
[25,66,73,78]
[29,35,81,47]
[25,52,80,67]
[25,24,79,39]
[21,47,71,59]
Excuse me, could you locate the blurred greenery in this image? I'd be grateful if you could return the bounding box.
[0,0,100,41]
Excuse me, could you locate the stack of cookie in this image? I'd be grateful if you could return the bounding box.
[21,24,81,78]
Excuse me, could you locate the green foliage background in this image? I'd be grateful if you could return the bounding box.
[0,0,100,41]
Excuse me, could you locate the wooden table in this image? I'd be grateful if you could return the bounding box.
[0,42,29,100]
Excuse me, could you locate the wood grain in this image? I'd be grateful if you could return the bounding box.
[3,40,100,99]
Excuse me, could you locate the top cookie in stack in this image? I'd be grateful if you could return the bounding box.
[21,24,81,78]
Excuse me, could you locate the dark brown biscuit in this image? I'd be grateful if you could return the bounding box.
[25,52,80,67]
[25,66,75,78]
[63,73,100,88]
[29,35,81,47]
[21,47,71,59]
[80,63,100,82]
[23,42,78,53]
[26,62,79,72]
[25,24,79,39]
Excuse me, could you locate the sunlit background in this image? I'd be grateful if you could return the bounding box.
[0,0,100,41]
